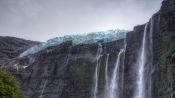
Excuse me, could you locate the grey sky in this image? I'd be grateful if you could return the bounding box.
[0,0,163,41]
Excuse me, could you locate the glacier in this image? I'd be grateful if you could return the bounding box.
[20,29,128,57]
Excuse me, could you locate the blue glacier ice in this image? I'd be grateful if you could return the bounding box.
[20,29,128,57]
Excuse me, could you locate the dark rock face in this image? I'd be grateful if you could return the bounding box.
[123,25,145,98]
[1,0,175,98]
[123,0,175,98]
[8,40,125,98]
[0,36,40,65]
[152,0,175,97]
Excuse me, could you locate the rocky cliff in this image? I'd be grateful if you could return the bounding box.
[0,36,40,65]
[7,39,125,98]
[153,0,175,97]
[124,0,175,98]
[1,0,175,98]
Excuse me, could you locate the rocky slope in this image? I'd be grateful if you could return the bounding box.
[1,0,175,98]
[0,36,40,65]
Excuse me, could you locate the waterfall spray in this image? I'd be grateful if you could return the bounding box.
[93,43,103,98]
[135,17,153,98]
[121,39,127,97]
[147,17,154,98]
[39,80,48,98]
[105,54,110,97]
[109,49,125,98]
[135,23,148,98]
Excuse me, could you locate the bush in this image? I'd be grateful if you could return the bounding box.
[0,68,28,98]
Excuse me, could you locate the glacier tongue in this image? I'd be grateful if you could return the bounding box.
[20,29,128,57]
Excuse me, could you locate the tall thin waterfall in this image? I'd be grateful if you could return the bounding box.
[135,18,153,98]
[39,80,48,98]
[135,23,148,98]
[109,49,125,98]
[147,18,154,98]
[93,43,103,98]
[121,40,127,97]
[105,54,110,97]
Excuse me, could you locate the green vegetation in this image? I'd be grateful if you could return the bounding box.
[166,41,175,61]
[0,68,28,98]
[155,40,175,97]
[0,41,9,49]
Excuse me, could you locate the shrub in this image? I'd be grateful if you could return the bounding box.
[0,68,28,98]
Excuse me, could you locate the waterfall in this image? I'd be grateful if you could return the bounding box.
[93,43,103,98]
[39,80,48,98]
[121,39,127,97]
[147,18,154,98]
[135,23,148,98]
[105,54,110,97]
[65,49,71,66]
[135,18,153,98]
[109,49,125,98]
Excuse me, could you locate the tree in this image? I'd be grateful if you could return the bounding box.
[0,68,28,98]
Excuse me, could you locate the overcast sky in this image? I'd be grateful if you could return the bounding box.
[0,0,163,41]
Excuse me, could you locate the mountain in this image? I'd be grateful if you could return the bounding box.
[1,0,175,98]
[124,0,175,97]
[20,30,127,57]
[0,36,40,65]
[7,39,125,98]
